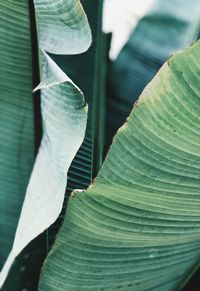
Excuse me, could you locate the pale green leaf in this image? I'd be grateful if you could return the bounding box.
[39,41,200,290]
[34,0,92,54]
[0,0,91,287]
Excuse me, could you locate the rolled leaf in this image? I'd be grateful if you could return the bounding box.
[34,0,92,54]
[0,0,91,287]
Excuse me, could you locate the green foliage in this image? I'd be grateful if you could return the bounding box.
[47,0,106,246]
[0,0,94,289]
[106,0,200,148]
[39,41,200,290]
[1,0,200,290]
[0,0,34,268]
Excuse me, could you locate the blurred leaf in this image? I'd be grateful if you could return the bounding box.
[39,41,200,290]
[103,0,154,60]
[106,0,200,149]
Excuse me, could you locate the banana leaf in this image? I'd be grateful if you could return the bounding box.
[39,40,200,290]
[0,0,91,288]
[0,0,35,270]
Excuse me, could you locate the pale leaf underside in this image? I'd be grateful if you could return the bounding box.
[0,0,91,287]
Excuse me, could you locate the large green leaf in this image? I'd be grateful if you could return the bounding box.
[0,0,91,288]
[39,41,200,290]
[0,0,35,268]
[106,0,200,148]
[0,2,47,289]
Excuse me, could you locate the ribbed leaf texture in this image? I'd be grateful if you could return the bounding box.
[0,0,34,269]
[106,0,200,148]
[48,1,106,246]
[39,41,200,291]
[0,0,91,288]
